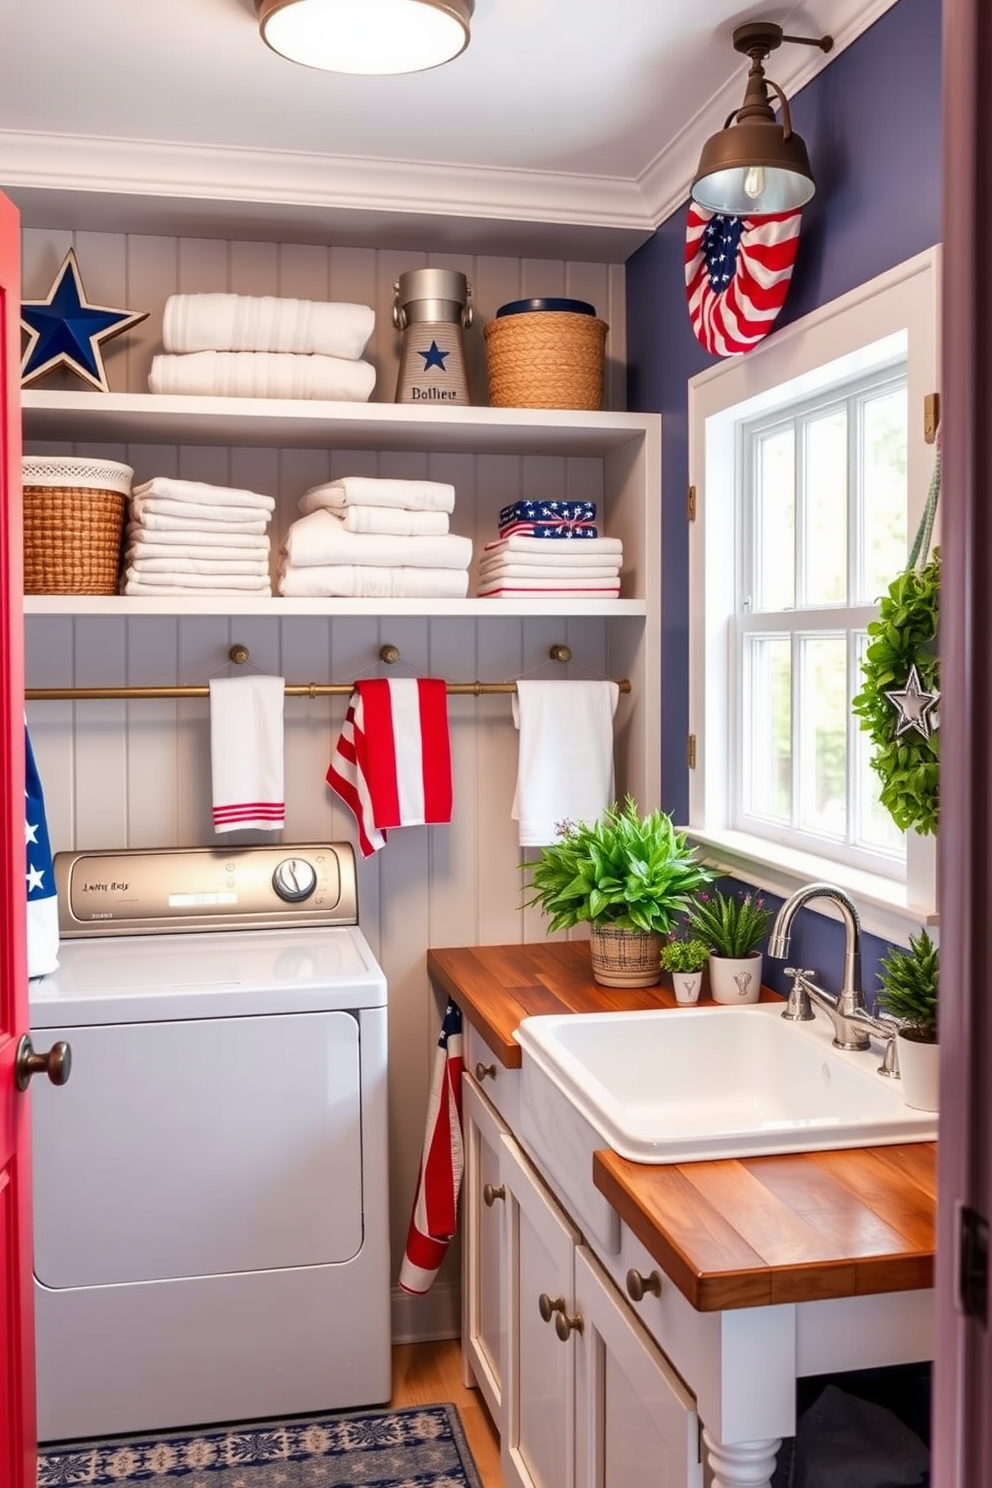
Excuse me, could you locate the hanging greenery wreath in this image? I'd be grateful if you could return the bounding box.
[851,444,941,837]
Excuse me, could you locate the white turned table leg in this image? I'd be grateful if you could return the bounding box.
[702,1429,782,1488]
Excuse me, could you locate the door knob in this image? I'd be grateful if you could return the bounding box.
[625,1267,662,1302]
[538,1292,566,1323]
[483,1183,506,1207]
[554,1309,584,1342]
[14,1035,72,1093]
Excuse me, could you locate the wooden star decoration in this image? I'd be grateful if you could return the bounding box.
[883,662,940,740]
[21,248,148,393]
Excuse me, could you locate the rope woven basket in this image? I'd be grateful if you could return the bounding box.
[22,456,133,595]
[484,311,608,410]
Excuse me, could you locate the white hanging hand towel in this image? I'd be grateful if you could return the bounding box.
[511,680,620,846]
[209,676,286,832]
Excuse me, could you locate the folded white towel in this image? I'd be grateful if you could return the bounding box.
[300,477,455,514]
[512,681,620,847]
[132,477,275,511]
[130,510,270,536]
[123,578,273,596]
[128,556,272,576]
[124,568,272,591]
[282,510,472,570]
[149,351,376,402]
[478,577,621,596]
[209,676,285,832]
[479,546,622,570]
[478,561,621,581]
[126,527,270,552]
[337,506,450,537]
[277,563,468,599]
[131,496,274,527]
[483,535,623,558]
[163,294,374,361]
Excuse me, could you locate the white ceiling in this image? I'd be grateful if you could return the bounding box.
[0,0,894,258]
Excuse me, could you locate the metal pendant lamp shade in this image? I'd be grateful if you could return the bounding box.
[256,0,474,75]
[691,22,832,216]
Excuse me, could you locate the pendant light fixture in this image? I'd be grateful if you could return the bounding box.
[256,0,474,76]
[691,22,833,216]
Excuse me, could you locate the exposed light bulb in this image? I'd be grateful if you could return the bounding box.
[743,165,765,201]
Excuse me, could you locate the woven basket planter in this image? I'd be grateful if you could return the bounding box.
[484,310,608,410]
[22,456,133,595]
[588,924,662,989]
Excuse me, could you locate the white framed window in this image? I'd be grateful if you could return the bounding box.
[687,248,940,945]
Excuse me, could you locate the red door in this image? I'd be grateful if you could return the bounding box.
[0,189,35,1488]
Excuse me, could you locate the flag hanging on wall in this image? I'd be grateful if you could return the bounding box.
[398,999,464,1296]
[25,723,59,978]
[685,205,802,357]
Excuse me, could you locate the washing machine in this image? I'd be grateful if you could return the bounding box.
[28,843,390,1443]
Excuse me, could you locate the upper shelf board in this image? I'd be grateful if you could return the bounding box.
[22,392,659,459]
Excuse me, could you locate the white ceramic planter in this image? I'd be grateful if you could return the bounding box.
[671,969,703,1005]
[708,952,762,1004]
[896,1029,940,1111]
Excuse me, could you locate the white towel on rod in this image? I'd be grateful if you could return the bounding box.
[300,476,455,514]
[282,510,472,570]
[148,350,376,402]
[511,680,620,847]
[163,294,375,361]
[277,562,468,599]
[209,676,285,832]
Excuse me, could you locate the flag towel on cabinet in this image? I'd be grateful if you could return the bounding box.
[398,999,465,1295]
[326,679,453,857]
[208,676,286,832]
[25,723,59,978]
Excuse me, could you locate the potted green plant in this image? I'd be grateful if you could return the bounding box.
[876,928,939,1111]
[522,796,713,988]
[685,887,772,1004]
[659,936,710,1005]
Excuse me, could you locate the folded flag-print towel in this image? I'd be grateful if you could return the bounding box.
[398,999,464,1295]
[326,679,453,857]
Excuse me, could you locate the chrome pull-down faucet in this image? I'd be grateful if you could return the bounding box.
[769,882,871,1052]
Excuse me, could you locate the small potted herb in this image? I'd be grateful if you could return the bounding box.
[685,887,772,1004]
[876,928,939,1111]
[521,797,713,989]
[659,936,710,1005]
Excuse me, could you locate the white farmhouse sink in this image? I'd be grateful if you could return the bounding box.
[515,1002,938,1165]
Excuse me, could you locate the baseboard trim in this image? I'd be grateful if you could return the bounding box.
[391,1280,461,1346]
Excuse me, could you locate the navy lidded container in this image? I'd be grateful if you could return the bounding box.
[495,297,597,318]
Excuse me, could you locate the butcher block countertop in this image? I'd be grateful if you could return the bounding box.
[427,942,938,1313]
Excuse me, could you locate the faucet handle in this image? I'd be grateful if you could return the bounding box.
[782,967,816,1022]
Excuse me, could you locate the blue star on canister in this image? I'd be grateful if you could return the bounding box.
[21,248,148,392]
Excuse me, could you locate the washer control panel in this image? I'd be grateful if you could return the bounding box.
[55,843,357,936]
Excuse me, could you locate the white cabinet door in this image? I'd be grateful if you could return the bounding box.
[573,1246,703,1488]
[501,1131,580,1488]
[462,1074,508,1430]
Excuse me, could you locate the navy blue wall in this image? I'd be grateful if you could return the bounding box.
[626,0,942,996]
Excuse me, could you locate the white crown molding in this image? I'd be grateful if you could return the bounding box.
[637,0,901,231]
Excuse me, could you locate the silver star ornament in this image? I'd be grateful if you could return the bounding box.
[883,663,940,739]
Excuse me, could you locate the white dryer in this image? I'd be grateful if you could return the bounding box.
[28,843,390,1443]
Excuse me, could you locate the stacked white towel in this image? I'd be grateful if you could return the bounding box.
[477,535,624,598]
[278,477,471,598]
[123,476,274,596]
[150,292,376,401]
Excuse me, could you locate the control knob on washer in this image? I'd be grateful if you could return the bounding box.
[272,858,318,902]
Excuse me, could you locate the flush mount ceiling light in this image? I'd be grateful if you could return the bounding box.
[692,21,833,216]
[256,0,473,75]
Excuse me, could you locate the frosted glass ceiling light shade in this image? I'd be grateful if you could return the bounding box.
[691,22,833,216]
[256,0,474,75]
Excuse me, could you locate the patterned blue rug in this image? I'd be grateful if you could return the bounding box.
[36,1404,484,1487]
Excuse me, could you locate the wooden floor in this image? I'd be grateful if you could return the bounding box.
[390,1338,504,1488]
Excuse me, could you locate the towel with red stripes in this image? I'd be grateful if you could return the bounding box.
[325,678,453,856]
[398,999,464,1295]
[209,676,286,832]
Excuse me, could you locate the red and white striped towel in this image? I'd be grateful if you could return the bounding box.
[326,678,453,857]
[209,676,286,832]
[398,999,464,1296]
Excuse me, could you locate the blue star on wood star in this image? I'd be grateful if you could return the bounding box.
[884,662,940,739]
[21,248,148,392]
[418,339,450,371]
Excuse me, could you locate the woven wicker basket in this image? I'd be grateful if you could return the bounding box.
[484,310,608,410]
[22,456,133,595]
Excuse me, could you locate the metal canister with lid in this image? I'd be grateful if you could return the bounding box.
[392,268,473,405]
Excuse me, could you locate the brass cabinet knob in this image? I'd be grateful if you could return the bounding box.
[474,1061,497,1082]
[625,1267,662,1302]
[555,1309,584,1341]
[482,1183,506,1207]
[14,1035,72,1093]
[538,1292,566,1323]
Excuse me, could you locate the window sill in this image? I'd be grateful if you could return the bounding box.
[682,828,938,946]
